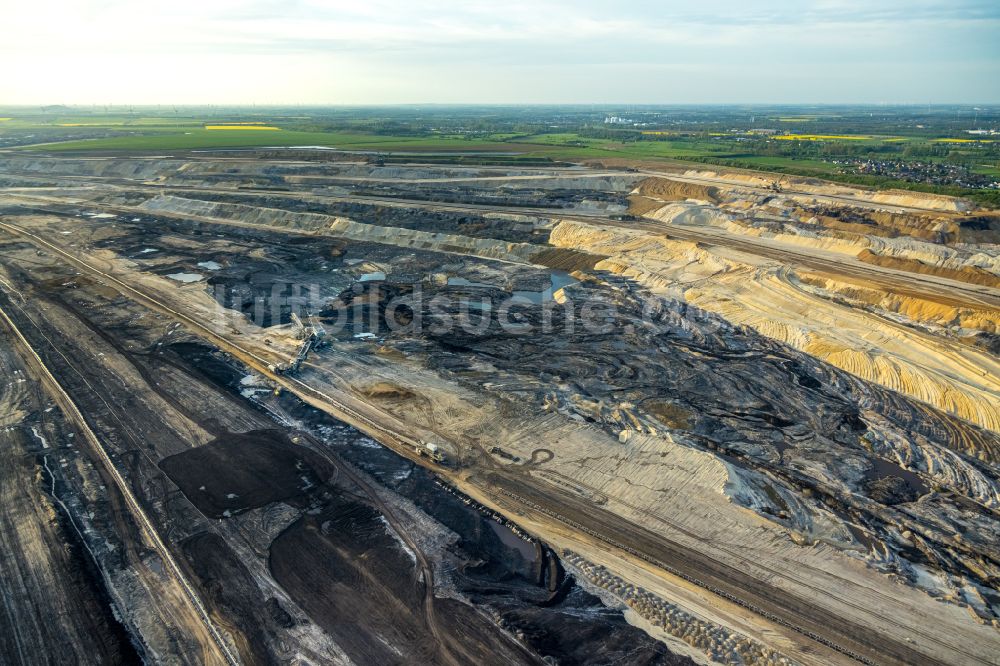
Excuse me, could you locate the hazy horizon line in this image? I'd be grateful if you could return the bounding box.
[3,102,999,109]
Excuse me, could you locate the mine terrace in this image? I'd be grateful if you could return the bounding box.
[0,145,998,666]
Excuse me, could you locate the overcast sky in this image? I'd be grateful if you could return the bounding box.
[3,0,998,105]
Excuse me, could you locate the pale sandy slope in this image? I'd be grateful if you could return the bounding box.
[549,219,1000,436]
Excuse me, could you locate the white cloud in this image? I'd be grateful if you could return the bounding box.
[2,0,997,103]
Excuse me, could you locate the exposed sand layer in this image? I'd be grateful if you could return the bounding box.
[673,169,975,212]
[870,189,974,212]
[857,249,1000,287]
[549,219,1000,435]
[639,197,1000,284]
[796,272,998,334]
[634,177,719,203]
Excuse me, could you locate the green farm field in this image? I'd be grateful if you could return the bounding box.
[2,109,997,207]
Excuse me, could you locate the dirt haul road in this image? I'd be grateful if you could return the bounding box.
[0,300,240,666]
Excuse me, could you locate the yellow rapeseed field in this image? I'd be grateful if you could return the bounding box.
[204,125,281,131]
[774,134,872,141]
[933,138,994,143]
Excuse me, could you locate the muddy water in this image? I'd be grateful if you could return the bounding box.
[513,270,577,303]
[447,277,492,287]
[448,271,578,304]
[868,455,929,495]
[487,519,537,562]
[165,272,205,283]
[447,270,577,303]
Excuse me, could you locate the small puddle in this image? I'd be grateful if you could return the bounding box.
[446,272,577,303]
[197,261,222,270]
[868,456,928,495]
[166,272,205,283]
[512,271,577,303]
[452,501,538,563]
[772,440,793,460]
[447,277,493,288]
[488,520,537,561]
[30,426,49,449]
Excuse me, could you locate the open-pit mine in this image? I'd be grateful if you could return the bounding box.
[1,150,999,666]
